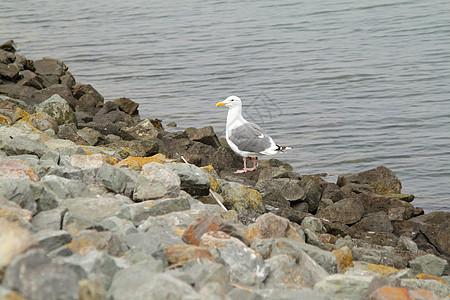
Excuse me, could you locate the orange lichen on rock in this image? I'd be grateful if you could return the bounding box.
[164,244,215,265]
[115,153,167,171]
[0,158,39,182]
[201,165,221,193]
[0,114,12,125]
[368,286,441,300]
[415,273,446,284]
[332,246,354,273]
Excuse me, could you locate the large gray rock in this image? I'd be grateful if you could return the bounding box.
[133,162,181,202]
[400,278,450,298]
[60,196,125,223]
[214,246,269,288]
[96,163,134,194]
[408,254,448,277]
[255,238,337,274]
[264,252,329,289]
[256,178,304,202]
[123,223,182,254]
[35,94,77,125]
[39,175,90,200]
[218,180,265,214]
[98,216,137,236]
[3,250,85,300]
[107,261,196,300]
[31,208,67,230]
[0,178,37,213]
[314,274,374,300]
[0,126,50,157]
[337,166,402,195]
[77,127,103,146]
[120,194,191,226]
[316,197,364,225]
[57,250,123,290]
[301,216,326,233]
[254,288,330,300]
[35,229,72,253]
[351,211,394,233]
[164,162,210,196]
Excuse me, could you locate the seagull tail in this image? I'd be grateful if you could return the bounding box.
[276,145,292,152]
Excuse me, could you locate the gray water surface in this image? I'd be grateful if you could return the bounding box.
[1,0,449,211]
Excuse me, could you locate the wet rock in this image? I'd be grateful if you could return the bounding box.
[214,245,269,288]
[35,94,77,125]
[186,126,221,148]
[133,162,180,201]
[17,70,44,89]
[30,84,78,108]
[114,97,139,115]
[314,274,373,300]
[3,250,84,300]
[35,229,72,253]
[120,119,159,140]
[0,63,19,80]
[351,211,394,233]
[33,58,66,83]
[408,254,448,277]
[320,182,346,203]
[164,244,215,265]
[107,261,196,300]
[0,219,38,280]
[337,166,402,196]
[0,40,17,53]
[219,180,265,213]
[299,175,323,213]
[256,178,304,202]
[316,197,364,225]
[72,83,104,112]
[164,162,210,196]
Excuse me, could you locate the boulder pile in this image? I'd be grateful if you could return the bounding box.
[0,40,449,299]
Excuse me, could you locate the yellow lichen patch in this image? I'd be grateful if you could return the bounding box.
[245,223,259,243]
[0,114,12,125]
[366,263,398,275]
[285,223,305,242]
[415,273,446,284]
[201,165,221,193]
[332,246,354,273]
[173,228,185,236]
[115,153,167,171]
[11,107,30,123]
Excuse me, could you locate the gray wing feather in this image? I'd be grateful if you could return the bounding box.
[230,122,273,153]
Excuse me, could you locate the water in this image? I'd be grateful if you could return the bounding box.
[1,0,449,211]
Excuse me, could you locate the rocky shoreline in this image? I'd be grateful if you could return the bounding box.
[0,40,449,299]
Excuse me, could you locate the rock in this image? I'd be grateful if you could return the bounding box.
[95,163,134,194]
[182,214,245,246]
[72,83,104,107]
[264,252,329,289]
[0,219,38,280]
[107,261,196,300]
[214,245,269,288]
[301,216,326,233]
[337,166,402,195]
[0,127,50,157]
[254,288,330,300]
[133,162,181,201]
[186,126,221,148]
[35,94,77,125]
[0,179,38,213]
[3,250,84,300]
[35,229,72,253]
[256,178,304,202]
[200,230,249,249]
[320,182,346,203]
[31,207,66,230]
[79,279,107,300]
[219,180,264,213]
[316,197,364,225]
[351,211,394,233]
[299,176,323,213]
[98,216,137,236]
[0,158,39,182]
[34,58,66,77]
[164,162,210,196]
[121,195,191,225]
[397,235,419,254]
[368,286,441,300]
[245,212,304,243]
[114,153,167,171]
[314,274,374,300]
[348,240,410,269]
[60,195,125,223]
[400,279,450,298]
[17,70,44,89]
[0,63,19,80]
[30,84,78,108]
[77,127,103,146]
[0,40,17,52]
[114,97,139,115]
[356,194,415,221]
[69,154,117,169]
[26,112,58,133]
[66,230,127,256]
[171,261,231,292]
[93,103,133,125]
[408,254,448,277]
[60,72,75,89]
[332,246,354,273]
[0,196,33,223]
[164,244,215,265]
[120,119,159,140]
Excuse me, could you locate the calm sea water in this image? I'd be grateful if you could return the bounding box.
[1,0,449,211]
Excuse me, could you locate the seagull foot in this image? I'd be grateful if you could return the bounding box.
[234,169,248,173]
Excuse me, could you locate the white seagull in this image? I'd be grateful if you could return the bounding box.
[216,95,291,173]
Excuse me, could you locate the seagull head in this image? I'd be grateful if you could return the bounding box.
[216,95,242,109]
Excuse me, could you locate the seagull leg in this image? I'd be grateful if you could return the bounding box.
[247,157,257,171]
[235,157,248,173]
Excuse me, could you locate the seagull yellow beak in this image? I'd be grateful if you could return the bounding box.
[216,101,226,107]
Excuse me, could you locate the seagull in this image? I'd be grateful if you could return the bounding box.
[216,95,291,173]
